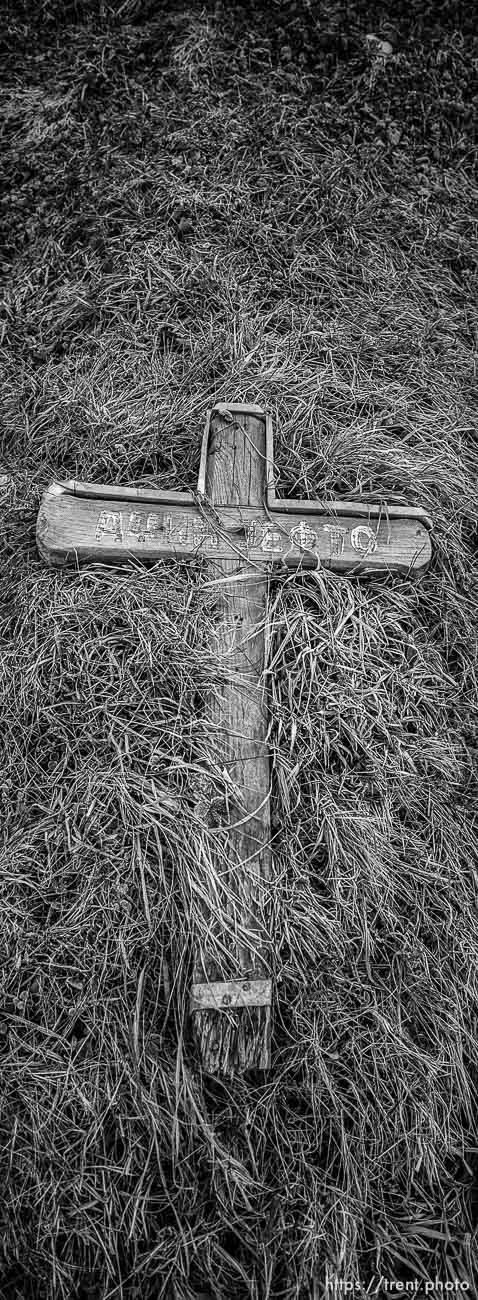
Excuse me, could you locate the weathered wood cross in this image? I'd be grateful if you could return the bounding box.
[37,403,432,1075]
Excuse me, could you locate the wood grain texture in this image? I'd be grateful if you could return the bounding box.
[36,493,432,575]
[191,410,273,1073]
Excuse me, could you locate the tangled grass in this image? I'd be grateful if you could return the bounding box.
[1,0,477,1296]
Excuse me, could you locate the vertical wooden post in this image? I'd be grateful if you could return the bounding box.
[191,408,273,1073]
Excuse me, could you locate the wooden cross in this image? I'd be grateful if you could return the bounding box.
[37,403,432,1075]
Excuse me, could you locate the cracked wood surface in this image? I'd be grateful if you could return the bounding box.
[191,409,273,1073]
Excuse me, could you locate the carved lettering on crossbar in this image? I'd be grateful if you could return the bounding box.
[289,520,319,552]
[96,510,123,542]
[89,510,426,566]
[351,524,377,554]
[323,524,347,556]
[166,513,218,549]
[245,520,283,552]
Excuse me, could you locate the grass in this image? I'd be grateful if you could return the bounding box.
[1,0,477,1296]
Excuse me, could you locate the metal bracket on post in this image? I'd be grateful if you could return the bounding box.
[190,978,272,1013]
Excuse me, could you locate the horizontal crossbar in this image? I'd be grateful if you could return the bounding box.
[36,490,432,574]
